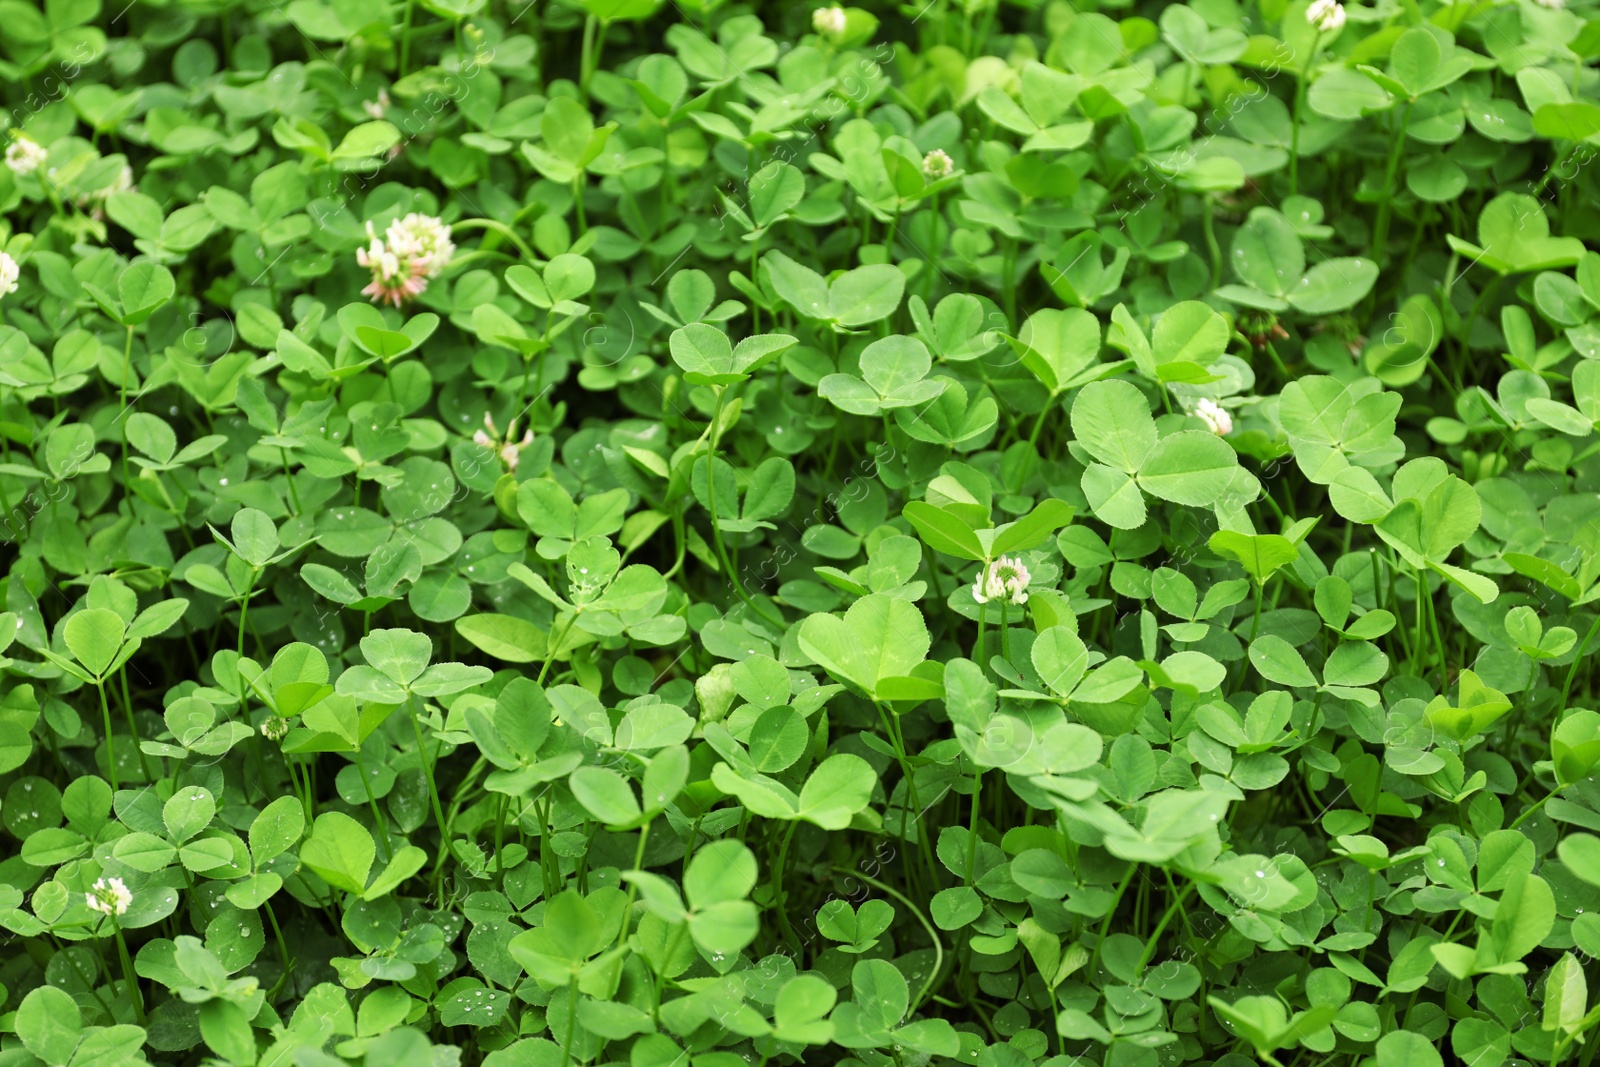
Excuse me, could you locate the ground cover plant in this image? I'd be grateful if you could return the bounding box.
[12,0,1600,1065]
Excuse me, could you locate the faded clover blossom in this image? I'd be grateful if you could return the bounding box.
[922,149,954,179]
[1306,0,1346,33]
[5,137,45,176]
[357,213,456,307]
[1195,397,1233,436]
[973,556,1031,606]
[475,412,535,471]
[86,877,132,917]
[813,6,847,38]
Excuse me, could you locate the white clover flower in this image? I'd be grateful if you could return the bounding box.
[973,556,1031,606]
[1195,397,1233,436]
[922,149,954,179]
[260,717,289,740]
[356,213,454,307]
[813,6,847,37]
[389,213,455,278]
[363,88,391,121]
[85,877,131,917]
[1306,0,1345,33]
[0,253,19,300]
[5,137,45,176]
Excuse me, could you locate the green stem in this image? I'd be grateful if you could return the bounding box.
[540,613,577,685]
[117,670,152,782]
[410,698,450,872]
[1370,102,1412,264]
[112,924,145,1023]
[1090,866,1137,975]
[1561,610,1600,711]
[772,820,799,951]
[355,746,394,862]
[450,218,538,262]
[1202,197,1221,289]
[237,573,256,660]
[1135,881,1194,976]
[964,766,982,886]
[399,0,416,75]
[98,682,119,792]
[1289,39,1318,196]
[617,818,652,949]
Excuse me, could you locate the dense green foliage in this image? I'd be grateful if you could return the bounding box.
[10,0,1600,1065]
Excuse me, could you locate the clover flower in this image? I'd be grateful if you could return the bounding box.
[5,137,45,176]
[0,253,19,300]
[260,717,290,741]
[973,556,1031,606]
[1195,398,1232,436]
[813,6,847,38]
[356,213,455,307]
[475,412,535,471]
[922,149,954,179]
[86,877,131,917]
[1306,0,1345,32]
[363,88,391,121]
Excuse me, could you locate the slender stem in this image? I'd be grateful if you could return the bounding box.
[112,924,145,1023]
[98,682,119,792]
[1370,102,1413,264]
[117,669,152,781]
[1561,610,1600,711]
[964,765,982,886]
[572,175,587,234]
[1090,866,1137,974]
[540,614,577,685]
[409,698,450,871]
[1202,197,1221,289]
[1135,881,1194,976]
[1028,396,1055,451]
[237,573,256,659]
[772,820,799,951]
[1289,37,1319,196]
[399,0,416,75]
[559,977,580,1067]
[119,326,133,487]
[354,746,394,862]
[578,15,597,98]
[450,218,537,262]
